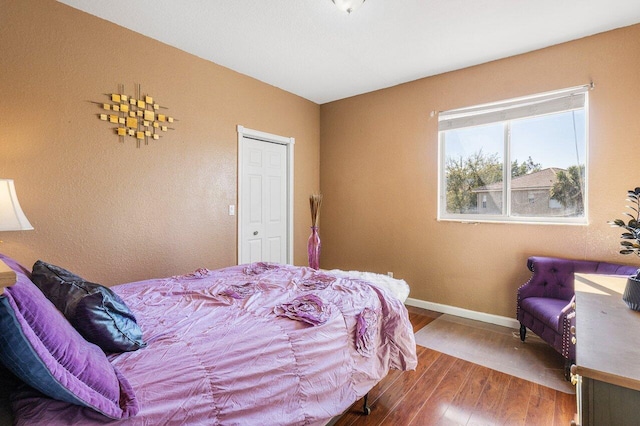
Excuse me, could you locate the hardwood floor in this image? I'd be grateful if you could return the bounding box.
[334,306,577,426]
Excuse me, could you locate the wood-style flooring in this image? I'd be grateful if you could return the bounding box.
[334,306,577,426]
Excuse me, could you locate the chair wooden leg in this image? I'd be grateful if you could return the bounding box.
[564,359,573,381]
[519,324,527,342]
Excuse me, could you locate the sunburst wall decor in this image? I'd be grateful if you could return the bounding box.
[95,84,177,148]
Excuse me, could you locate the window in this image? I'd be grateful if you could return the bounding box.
[438,85,589,224]
[549,198,562,209]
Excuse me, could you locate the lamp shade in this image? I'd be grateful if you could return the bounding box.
[332,0,366,14]
[0,179,33,231]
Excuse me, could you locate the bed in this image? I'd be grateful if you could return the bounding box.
[0,254,417,425]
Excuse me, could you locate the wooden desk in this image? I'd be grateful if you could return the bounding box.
[574,273,640,425]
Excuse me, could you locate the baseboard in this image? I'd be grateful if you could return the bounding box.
[405,297,520,329]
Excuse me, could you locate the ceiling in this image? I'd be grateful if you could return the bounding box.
[58,0,640,105]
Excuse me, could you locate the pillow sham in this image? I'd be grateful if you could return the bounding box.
[31,260,146,353]
[0,254,139,419]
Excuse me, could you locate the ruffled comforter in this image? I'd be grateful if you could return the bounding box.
[11,263,417,425]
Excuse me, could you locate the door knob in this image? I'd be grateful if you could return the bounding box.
[253,231,258,235]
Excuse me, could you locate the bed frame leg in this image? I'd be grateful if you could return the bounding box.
[362,393,371,415]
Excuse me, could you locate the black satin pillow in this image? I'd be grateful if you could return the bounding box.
[31,260,146,353]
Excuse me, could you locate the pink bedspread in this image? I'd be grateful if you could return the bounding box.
[11,263,417,425]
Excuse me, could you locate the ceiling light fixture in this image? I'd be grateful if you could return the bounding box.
[331,0,366,14]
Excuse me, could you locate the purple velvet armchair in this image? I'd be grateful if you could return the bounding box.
[517,256,637,378]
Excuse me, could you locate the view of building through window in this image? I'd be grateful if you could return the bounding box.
[438,87,587,224]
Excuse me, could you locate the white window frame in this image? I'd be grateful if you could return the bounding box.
[437,85,590,225]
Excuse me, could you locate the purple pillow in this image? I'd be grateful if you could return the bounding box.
[0,254,139,419]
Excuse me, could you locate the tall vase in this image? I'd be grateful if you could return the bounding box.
[308,226,321,269]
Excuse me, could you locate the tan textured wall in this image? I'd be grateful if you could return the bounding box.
[0,0,320,284]
[320,24,640,318]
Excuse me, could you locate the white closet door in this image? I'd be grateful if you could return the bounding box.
[240,137,287,264]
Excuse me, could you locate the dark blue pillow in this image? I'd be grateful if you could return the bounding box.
[31,261,146,353]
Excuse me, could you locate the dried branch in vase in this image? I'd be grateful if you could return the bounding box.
[309,194,323,228]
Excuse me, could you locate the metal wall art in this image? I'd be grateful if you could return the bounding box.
[95,84,177,148]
